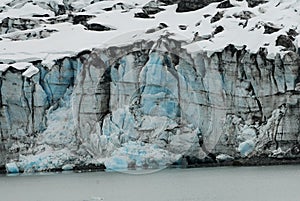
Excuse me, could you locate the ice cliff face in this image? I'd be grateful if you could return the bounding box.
[0,0,300,172]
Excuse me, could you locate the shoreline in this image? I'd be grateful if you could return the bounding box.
[1,157,300,175]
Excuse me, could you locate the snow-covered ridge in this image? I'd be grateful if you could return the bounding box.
[0,0,299,75]
[0,62,38,77]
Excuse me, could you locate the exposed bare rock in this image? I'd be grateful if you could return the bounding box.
[48,1,66,16]
[276,35,297,52]
[217,0,234,9]
[175,0,268,12]
[247,0,268,8]
[233,11,256,20]
[178,25,188,30]
[142,1,165,15]
[263,22,283,34]
[102,2,134,12]
[176,0,223,12]
[32,14,50,18]
[0,17,43,34]
[287,29,299,39]
[213,25,224,35]
[134,12,153,19]
[85,23,115,32]
[158,0,180,5]
[3,29,58,41]
[70,14,96,25]
[146,23,168,33]
[211,11,224,23]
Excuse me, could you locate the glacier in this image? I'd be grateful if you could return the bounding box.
[0,0,300,173]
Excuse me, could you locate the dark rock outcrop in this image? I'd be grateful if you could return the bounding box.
[217,0,234,8]
[263,23,282,34]
[276,35,297,52]
[134,12,153,19]
[176,0,223,12]
[142,1,165,15]
[85,23,114,32]
[211,11,224,23]
[175,0,268,12]
[233,11,255,20]
[247,0,268,8]
[0,17,43,34]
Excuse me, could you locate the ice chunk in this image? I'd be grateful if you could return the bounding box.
[105,141,181,172]
[62,164,75,171]
[105,156,129,171]
[216,154,234,161]
[238,140,255,157]
[5,162,19,174]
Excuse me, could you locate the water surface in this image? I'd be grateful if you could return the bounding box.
[0,165,299,201]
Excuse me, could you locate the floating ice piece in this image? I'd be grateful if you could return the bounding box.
[105,156,128,171]
[216,154,234,161]
[62,164,75,171]
[104,141,181,171]
[5,162,19,174]
[89,197,104,201]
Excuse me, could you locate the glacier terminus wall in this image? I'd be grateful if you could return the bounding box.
[0,0,300,172]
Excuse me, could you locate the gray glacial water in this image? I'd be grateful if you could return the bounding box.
[0,165,300,201]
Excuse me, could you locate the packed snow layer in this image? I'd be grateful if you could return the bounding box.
[0,0,299,68]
